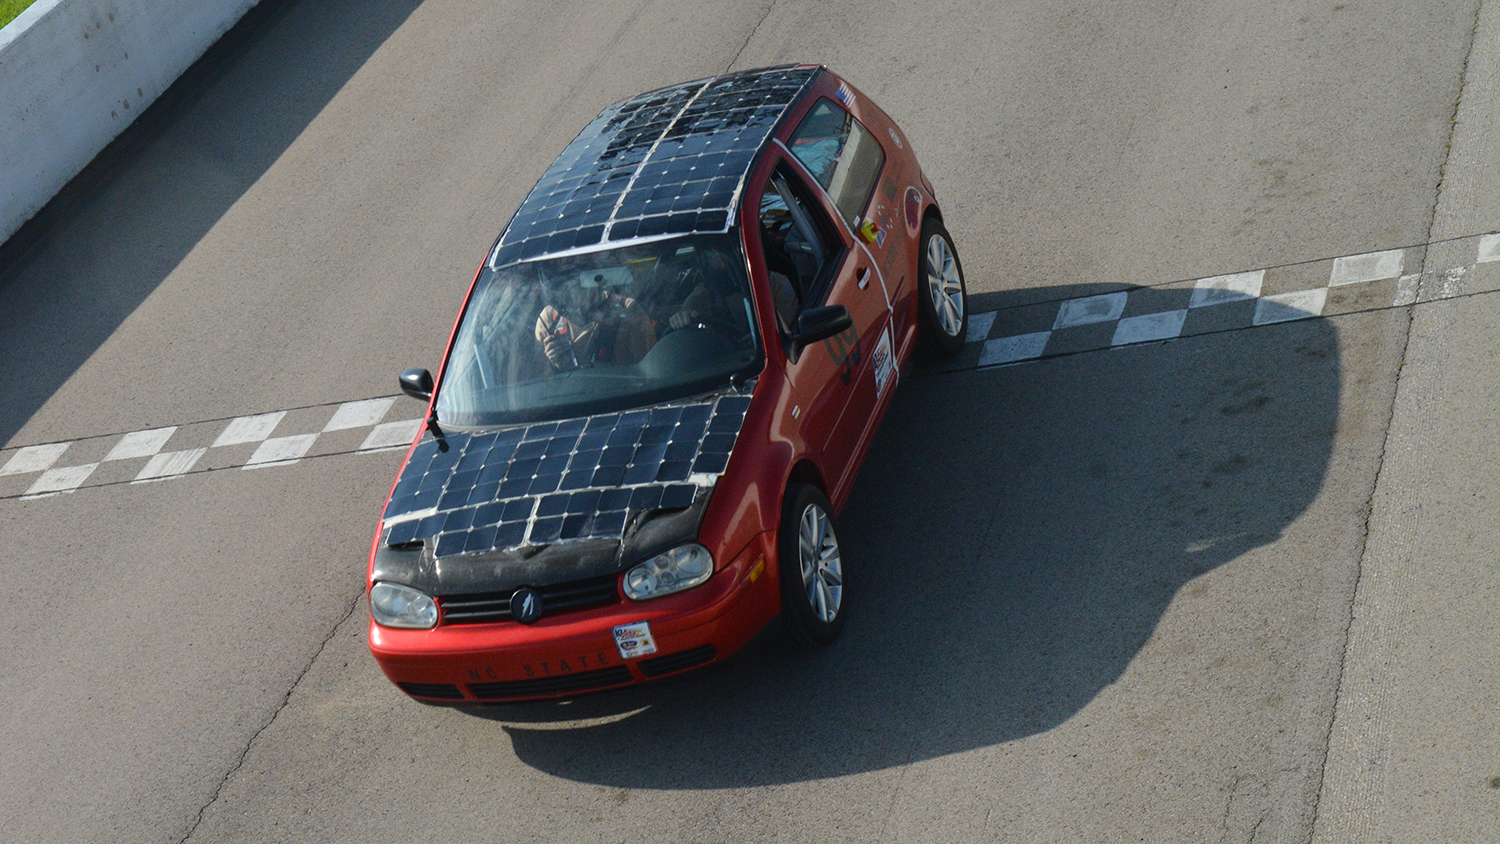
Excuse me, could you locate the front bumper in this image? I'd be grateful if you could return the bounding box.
[368,533,778,703]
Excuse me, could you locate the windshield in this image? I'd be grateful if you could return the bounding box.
[436,234,761,426]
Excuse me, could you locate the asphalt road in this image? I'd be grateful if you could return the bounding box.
[1,1,1495,841]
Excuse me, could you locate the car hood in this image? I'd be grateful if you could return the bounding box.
[373,392,751,596]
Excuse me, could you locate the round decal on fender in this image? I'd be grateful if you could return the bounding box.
[904,187,921,234]
[510,587,544,624]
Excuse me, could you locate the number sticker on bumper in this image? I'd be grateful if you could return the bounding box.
[612,621,658,659]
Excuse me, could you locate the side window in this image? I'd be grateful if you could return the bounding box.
[758,168,841,331]
[788,99,886,228]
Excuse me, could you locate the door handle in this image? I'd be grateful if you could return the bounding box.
[856,266,870,289]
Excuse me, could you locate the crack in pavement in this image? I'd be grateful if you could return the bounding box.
[175,589,366,844]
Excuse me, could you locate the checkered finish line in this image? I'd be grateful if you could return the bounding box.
[0,397,423,500]
[5,233,1497,501]
[957,232,1500,368]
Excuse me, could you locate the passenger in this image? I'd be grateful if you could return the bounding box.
[534,276,656,370]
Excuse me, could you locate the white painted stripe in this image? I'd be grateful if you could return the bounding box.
[323,397,396,432]
[1435,266,1467,299]
[24,463,99,497]
[244,434,318,468]
[0,442,69,476]
[133,448,208,482]
[1253,289,1328,325]
[1476,233,1500,264]
[103,427,177,461]
[1053,292,1128,328]
[978,331,1051,366]
[1112,309,1188,346]
[212,411,286,447]
[1330,249,1404,286]
[1394,274,1422,307]
[361,419,423,452]
[965,310,997,344]
[1189,270,1263,307]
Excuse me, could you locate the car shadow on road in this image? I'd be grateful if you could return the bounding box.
[470,282,1340,787]
[0,0,423,447]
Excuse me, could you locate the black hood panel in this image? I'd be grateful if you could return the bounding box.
[379,394,750,569]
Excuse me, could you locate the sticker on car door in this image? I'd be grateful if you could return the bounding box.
[872,325,895,397]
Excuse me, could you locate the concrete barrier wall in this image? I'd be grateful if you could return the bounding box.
[0,0,260,244]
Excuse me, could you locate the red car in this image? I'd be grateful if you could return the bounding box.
[368,65,968,703]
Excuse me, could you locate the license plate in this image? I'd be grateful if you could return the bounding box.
[611,621,658,659]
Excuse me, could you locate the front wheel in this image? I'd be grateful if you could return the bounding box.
[916,217,968,358]
[777,484,846,649]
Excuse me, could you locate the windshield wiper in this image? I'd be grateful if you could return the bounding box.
[426,412,449,452]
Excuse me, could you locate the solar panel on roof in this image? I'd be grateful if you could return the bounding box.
[490,65,818,267]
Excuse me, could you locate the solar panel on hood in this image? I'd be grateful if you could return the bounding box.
[488,65,818,268]
[380,394,752,558]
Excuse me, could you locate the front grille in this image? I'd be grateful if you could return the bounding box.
[397,682,465,700]
[639,644,717,678]
[440,574,620,625]
[469,665,634,700]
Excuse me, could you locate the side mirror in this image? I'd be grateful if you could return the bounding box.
[399,368,434,402]
[788,305,853,362]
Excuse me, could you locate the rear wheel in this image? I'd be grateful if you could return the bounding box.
[777,484,846,648]
[917,217,967,357]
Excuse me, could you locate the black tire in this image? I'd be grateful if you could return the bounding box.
[916,217,968,358]
[777,484,846,648]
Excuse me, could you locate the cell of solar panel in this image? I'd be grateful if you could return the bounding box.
[679,403,713,424]
[513,439,548,461]
[409,483,441,511]
[593,511,627,537]
[528,474,562,495]
[592,465,627,487]
[383,494,415,521]
[558,470,592,492]
[386,520,419,547]
[472,501,504,526]
[498,477,531,500]
[530,517,564,544]
[662,439,698,462]
[630,485,665,511]
[692,453,730,475]
[560,514,591,541]
[537,493,569,518]
[700,433,737,456]
[570,448,604,471]
[495,521,528,549]
[439,507,473,534]
[606,427,640,447]
[464,526,498,554]
[656,461,692,482]
[569,489,603,515]
[599,488,634,511]
[498,497,533,522]
[661,484,698,510]
[598,446,632,467]
[621,462,659,486]
[435,532,466,558]
[415,514,443,538]
[537,453,571,476]
[466,481,501,507]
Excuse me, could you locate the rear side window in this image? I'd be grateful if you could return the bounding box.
[788,98,886,229]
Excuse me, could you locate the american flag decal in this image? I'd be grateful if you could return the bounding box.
[835,81,856,108]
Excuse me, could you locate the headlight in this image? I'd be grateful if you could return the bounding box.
[369,582,438,629]
[623,544,714,601]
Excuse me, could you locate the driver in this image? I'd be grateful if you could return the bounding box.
[534,274,656,370]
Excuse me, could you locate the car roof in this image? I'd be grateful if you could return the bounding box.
[487,64,821,268]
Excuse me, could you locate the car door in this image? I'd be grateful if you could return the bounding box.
[753,154,892,503]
